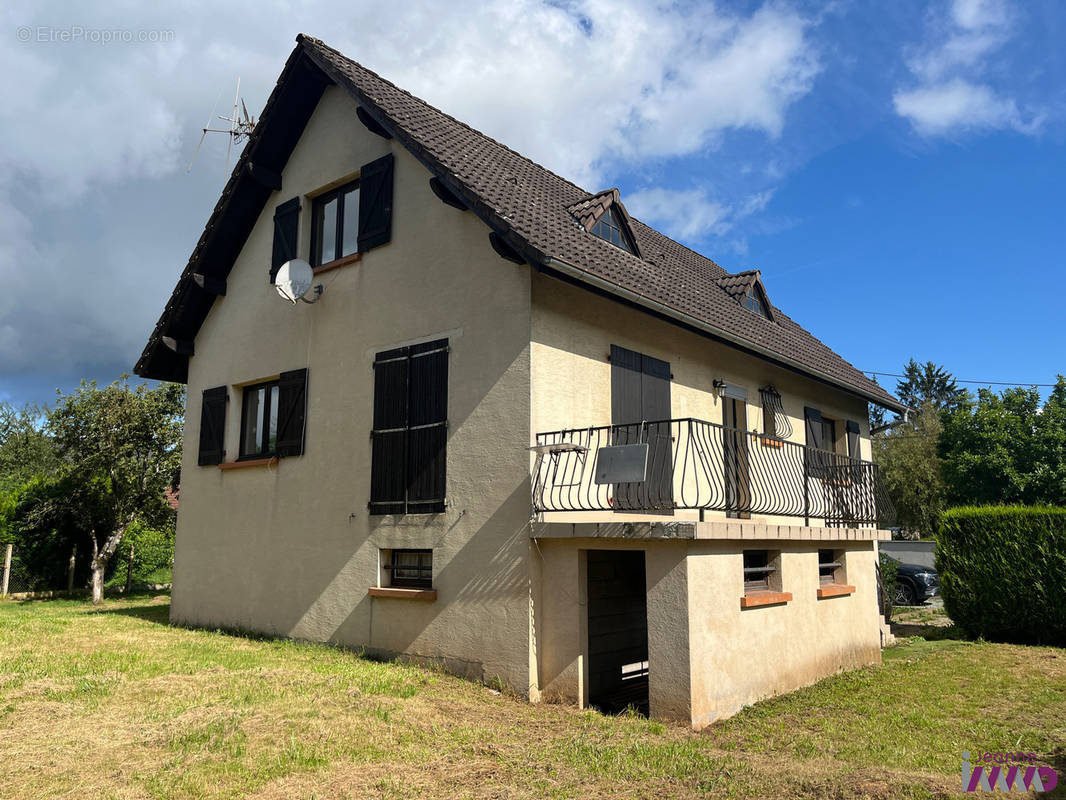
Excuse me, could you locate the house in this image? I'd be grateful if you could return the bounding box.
[135,35,906,728]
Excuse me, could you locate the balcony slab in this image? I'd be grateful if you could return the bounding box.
[531,519,890,541]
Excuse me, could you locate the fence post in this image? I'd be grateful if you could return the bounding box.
[124,543,134,594]
[2,543,11,597]
[67,544,77,592]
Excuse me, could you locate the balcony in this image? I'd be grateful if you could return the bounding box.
[531,418,894,527]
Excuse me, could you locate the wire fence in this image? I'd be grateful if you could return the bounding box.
[0,543,172,598]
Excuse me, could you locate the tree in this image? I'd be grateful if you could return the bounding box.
[1,474,104,590]
[1031,377,1066,505]
[939,377,1066,507]
[867,377,887,431]
[896,359,968,414]
[0,403,56,494]
[873,402,945,539]
[46,378,184,603]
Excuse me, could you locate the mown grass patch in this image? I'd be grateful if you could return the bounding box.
[0,594,1062,799]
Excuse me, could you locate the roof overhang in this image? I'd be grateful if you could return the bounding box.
[134,47,330,382]
[136,35,905,415]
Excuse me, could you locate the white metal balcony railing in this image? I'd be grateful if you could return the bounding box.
[531,418,894,527]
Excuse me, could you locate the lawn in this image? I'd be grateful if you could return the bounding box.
[0,595,1062,799]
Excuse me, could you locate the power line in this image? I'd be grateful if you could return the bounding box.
[862,370,1059,388]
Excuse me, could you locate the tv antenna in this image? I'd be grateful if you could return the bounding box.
[187,78,257,179]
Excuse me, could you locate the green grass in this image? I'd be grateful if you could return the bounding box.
[0,594,1062,799]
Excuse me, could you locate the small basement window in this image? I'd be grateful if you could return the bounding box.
[743,550,775,593]
[311,179,360,266]
[386,549,433,589]
[818,549,842,584]
[239,380,279,459]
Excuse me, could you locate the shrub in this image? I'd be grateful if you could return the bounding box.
[936,506,1066,646]
[877,552,898,620]
[107,518,174,587]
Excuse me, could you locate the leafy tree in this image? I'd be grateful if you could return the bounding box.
[0,403,56,494]
[940,377,1066,506]
[873,402,944,538]
[0,474,102,590]
[867,377,887,431]
[46,378,184,603]
[896,359,968,414]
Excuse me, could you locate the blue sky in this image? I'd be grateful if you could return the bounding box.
[1,0,1063,408]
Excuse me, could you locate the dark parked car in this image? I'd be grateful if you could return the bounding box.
[891,561,939,605]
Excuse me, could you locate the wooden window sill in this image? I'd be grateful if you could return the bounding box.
[740,590,792,609]
[817,583,856,599]
[312,252,360,275]
[368,587,437,601]
[219,457,278,471]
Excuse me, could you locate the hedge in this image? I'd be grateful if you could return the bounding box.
[936,506,1066,646]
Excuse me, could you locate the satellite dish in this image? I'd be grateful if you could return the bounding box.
[274,259,315,303]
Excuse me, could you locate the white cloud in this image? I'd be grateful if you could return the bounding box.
[356,0,819,186]
[952,0,1010,31]
[626,187,775,242]
[0,0,820,395]
[894,0,1040,137]
[893,79,1039,136]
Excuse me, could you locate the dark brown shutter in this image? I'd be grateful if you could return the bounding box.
[804,407,824,450]
[370,346,409,514]
[610,345,672,511]
[271,197,300,283]
[276,368,308,457]
[198,386,227,466]
[804,406,824,477]
[406,340,448,514]
[640,353,673,508]
[846,420,860,460]
[610,345,643,427]
[357,154,394,252]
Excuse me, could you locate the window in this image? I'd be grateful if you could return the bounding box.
[818,549,842,584]
[744,290,762,315]
[821,417,837,453]
[590,207,634,253]
[846,420,860,460]
[387,549,433,588]
[311,179,360,266]
[370,339,449,514]
[240,380,279,458]
[743,550,775,592]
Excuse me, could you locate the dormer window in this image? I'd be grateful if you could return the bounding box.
[590,207,634,253]
[568,189,642,257]
[716,270,775,323]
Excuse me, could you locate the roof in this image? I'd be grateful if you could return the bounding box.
[135,34,904,412]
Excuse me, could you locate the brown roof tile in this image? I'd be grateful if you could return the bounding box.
[135,35,901,412]
[298,36,900,410]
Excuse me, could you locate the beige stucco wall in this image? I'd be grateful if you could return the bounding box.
[173,86,534,688]
[686,539,882,727]
[529,273,874,526]
[531,535,881,728]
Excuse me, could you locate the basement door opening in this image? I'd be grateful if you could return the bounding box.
[586,549,650,716]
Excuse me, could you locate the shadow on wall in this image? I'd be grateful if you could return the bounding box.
[323,480,534,680]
